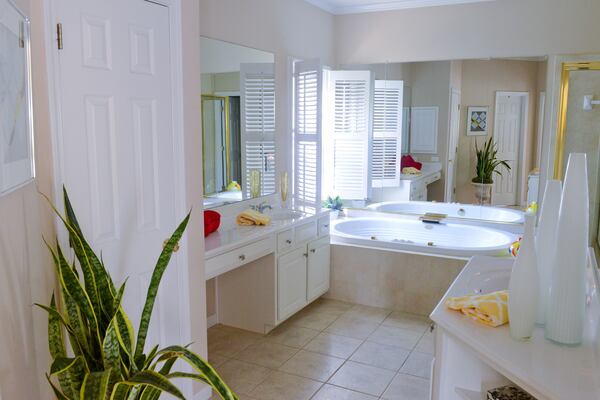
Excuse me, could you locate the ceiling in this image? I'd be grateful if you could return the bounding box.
[304,0,495,15]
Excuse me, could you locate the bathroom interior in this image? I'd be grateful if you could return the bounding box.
[2,0,600,400]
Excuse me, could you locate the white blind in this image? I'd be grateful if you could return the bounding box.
[240,63,276,197]
[294,60,322,210]
[372,80,403,188]
[324,70,371,201]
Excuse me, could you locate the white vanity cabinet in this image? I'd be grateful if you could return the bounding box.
[278,247,309,321]
[307,236,331,302]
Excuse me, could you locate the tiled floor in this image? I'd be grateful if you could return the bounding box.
[208,299,434,400]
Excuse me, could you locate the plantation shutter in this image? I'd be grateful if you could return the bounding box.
[372,80,403,188]
[325,70,372,201]
[240,63,276,197]
[294,59,322,211]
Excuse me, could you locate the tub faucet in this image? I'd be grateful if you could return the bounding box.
[252,201,272,213]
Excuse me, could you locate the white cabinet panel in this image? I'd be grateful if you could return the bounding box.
[278,247,308,321]
[410,106,438,154]
[307,236,330,302]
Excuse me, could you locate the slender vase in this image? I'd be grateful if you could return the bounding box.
[535,180,562,326]
[508,213,539,341]
[545,153,589,345]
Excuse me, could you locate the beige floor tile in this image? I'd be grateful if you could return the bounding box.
[212,392,257,400]
[328,361,395,397]
[249,371,322,400]
[381,373,430,400]
[308,298,354,315]
[266,323,320,348]
[368,325,421,350]
[234,340,298,369]
[208,326,263,358]
[303,332,363,359]
[279,350,345,382]
[382,311,432,334]
[350,341,410,371]
[214,359,272,395]
[289,308,340,331]
[208,353,229,369]
[400,351,434,379]
[415,333,434,354]
[325,316,380,340]
[343,304,392,324]
[312,384,378,400]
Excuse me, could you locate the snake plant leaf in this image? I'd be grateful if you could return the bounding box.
[125,370,185,399]
[134,213,191,363]
[46,374,70,400]
[103,319,121,374]
[109,383,131,400]
[114,307,137,371]
[50,356,88,399]
[47,294,66,359]
[80,370,113,400]
[166,371,210,385]
[158,345,238,400]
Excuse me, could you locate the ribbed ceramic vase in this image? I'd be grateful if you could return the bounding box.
[535,180,562,326]
[508,213,539,341]
[545,153,589,345]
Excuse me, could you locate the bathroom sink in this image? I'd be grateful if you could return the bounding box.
[268,209,305,221]
[466,267,511,295]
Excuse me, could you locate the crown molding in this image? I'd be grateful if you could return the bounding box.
[304,0,495,15]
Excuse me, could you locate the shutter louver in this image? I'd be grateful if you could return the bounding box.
[372,80,403,188]
[294,60,322,211]
[241,63,276,197]
[325,70,371,201]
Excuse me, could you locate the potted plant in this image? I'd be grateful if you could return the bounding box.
[37,188,238,400]
[323,195,344,219]
[471,137,511,205]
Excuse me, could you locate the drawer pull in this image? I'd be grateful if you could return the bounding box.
[285,239,292,244]
[323,224,329,228]
[239,254,246,261]
[310,249,316,253]
[303,253,308,258]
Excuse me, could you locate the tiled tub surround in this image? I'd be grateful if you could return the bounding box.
[209,299,434,400]
[326,244,467,315]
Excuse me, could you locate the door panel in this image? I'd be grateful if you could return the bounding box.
[307,237,330,302]
[493,94,523,206]
[278,248,308,321]
[55,0,181,348]
[446,90,461,202]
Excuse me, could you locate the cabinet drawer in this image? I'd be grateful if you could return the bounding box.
[318,216,331,237]
[206,237,275,280]
[295,221,318,244]
[277,229,295,253]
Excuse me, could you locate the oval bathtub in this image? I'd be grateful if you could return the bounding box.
[367,201,524,224]
[331,217,517,258]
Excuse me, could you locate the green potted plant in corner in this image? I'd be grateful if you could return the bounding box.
[471,137,511,205]
[323,195,344,220]
[37,188,238,400]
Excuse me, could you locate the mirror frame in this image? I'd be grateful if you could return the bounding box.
[201,94,231,196]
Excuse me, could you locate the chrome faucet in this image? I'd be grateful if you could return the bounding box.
[252,201,272,213]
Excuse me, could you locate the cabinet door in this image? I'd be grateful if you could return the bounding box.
[307,237,331,302]
[278,247,308,321]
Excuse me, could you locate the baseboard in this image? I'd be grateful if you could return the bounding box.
[207,313,218,328]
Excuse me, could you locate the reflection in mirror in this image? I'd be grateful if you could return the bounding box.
[200,37,275,208]
[332,58,548,225]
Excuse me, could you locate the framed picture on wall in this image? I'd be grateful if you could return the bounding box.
[466,106,488,136]
[0,0,35,196]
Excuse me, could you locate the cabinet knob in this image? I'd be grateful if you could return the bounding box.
[303,253,308,258]
[323,224,329,228]
[286,239,292,244]
[239,254,246,261]
[310,249,316,253]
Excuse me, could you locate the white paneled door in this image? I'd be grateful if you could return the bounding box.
[52,0,185,351]
[493,92,527,206]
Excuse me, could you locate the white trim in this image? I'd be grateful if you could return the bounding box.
[206,313,218,328]
[303,0,495,15]
[492,91,529,206]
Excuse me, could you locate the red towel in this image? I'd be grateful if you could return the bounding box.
[401,155,422,171]
[204,210,221,237]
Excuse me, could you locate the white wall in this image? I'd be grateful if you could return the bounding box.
[334,0,600,64]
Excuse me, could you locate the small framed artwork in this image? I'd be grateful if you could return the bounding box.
[467,106,489,136]
[0,0,35,196]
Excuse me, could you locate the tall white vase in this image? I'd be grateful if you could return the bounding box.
[535,180,562,325]
[545,153,590,345]
[508,213,539,341]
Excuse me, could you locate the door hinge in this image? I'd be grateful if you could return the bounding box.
[56,23,63,50]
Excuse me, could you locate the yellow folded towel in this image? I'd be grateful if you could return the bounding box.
[445,290,508,327]
[236,209,271,226]
[402,167,422,175]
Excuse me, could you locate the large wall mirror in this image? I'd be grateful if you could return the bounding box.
[0,0,34,195]
[200,37,275,208]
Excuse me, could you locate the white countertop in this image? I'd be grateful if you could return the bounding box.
[431,256,600,400]
[204,208,330,259]
[401,162,442,182]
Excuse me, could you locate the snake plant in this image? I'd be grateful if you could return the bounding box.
[472,137,511,184]
[37,188,238,400]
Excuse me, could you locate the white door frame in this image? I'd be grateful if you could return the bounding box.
[445,88,461,202]
[493,91,529,206]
